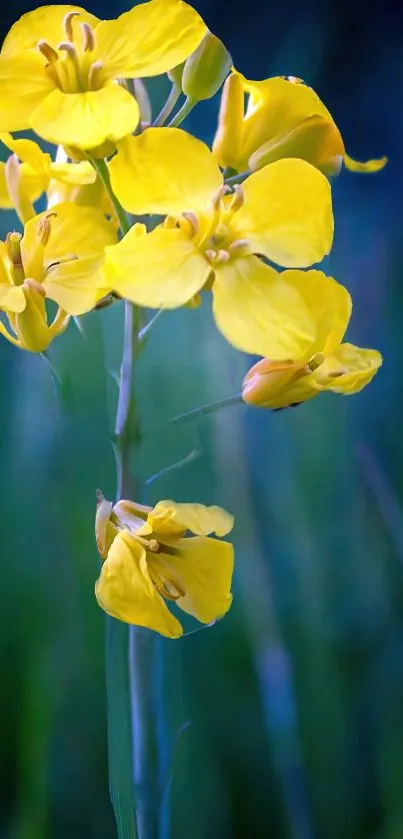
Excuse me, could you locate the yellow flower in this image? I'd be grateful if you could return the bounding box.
[0,203,115,351]
[95,494,235,638]
[213,72,387,176]
[0,132,96,221]
[0,1,207,149]
[105,127,333,360]
[241,269,382,409]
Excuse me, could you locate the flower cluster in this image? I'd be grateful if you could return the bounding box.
[0,1,385,634]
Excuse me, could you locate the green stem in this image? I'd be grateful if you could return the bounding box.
[167,96,195,128]
[153,84,182,127]
[90,157,131,235]
[170,393,243,424]
[224,171,250,186]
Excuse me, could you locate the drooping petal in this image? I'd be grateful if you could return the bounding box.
[0,52,55,132]
[313,343,383,393]
[94,0,206,79]
[238,74,338,172]
[21,202,117,278]
[141,500,234,538]
[149,536,234,624]
[96,531,183,638]
[232,158,333,268]
[1,5,99,54]
[248,114,344,176]
[212,255,316,360]
[43,255,111,315]
[0,133,50,178]
[0,161,46,209]
[30,85,139,150]
[0,283,26,313]
[105,226,210,309]
[279,269,352,355]
[110,129,222,215]
[344,153,388,173]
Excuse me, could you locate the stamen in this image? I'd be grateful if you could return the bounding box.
[88,60,104,90]
[147,539,160,553]
[5,231,24,286]
[182,212,199,237]
[216,249,230,263]
[37,212,57,247]
[211,185,226,211]
[228,238,249,252]
[204,249,217,262]
[81,21,95,52]
[229,184,245,212]
[58,41,79,60]
[63,10,80,42]
[304,353,324,373]
[37,39,59,63]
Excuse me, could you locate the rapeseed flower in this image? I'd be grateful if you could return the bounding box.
[0,203,115,351]
[105,127,334,360]
[0,1,207,149]
[213,72,387,176]
[242,270,382,409]
[95,494,234,638]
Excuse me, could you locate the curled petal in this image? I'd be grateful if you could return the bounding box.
[143,500,234,538]
[96,531,183,638]
[110,129,222,215]
[43,255,111,315]
[313,343,383,393]
[344,153,388,173]
[231,158,334,268]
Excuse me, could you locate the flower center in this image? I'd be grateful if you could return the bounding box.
[147,553,187,602]
[37,12,105,93]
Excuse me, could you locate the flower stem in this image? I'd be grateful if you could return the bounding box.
[153,83,182,127]
[167,96,195,128]
[170,393,243,424]
[90,157,131,235]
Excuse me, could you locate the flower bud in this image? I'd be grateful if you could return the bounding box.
[7,279,69,353]
[167,62,185,87]
[212,72,244,169]
[182,32,231,102]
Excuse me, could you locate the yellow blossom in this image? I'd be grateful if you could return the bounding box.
[0,132,96,221]
[213,72,387,176]
[0,1,207,149]
[241,269,382,409]
[105,127,334,360]
[0,203,115,351]
[95,494,235,638]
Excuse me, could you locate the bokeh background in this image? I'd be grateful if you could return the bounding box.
[0,0,400,837]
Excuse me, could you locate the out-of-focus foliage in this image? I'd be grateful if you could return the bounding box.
[0,1,399,838]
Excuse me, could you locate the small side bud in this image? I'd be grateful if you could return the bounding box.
[167,62,184,88]
[212,72,245,169]
[182,32,232,102]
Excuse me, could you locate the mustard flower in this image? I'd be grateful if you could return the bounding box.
[213,72,387,176]
[242,269,382,409]
[95,494,235,639]
[105,127,334,360]
[0,203,115,351]
[0,1,207,149]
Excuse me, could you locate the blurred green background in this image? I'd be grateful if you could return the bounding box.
[0,0,399,837]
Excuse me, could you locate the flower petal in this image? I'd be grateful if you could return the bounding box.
[30,85,139,150]
[238,74,338,171]
[149,536,234,624]
[0,161,46,209]
[94,0,206,79]
[96,531,183,638]
[313,343,383,393]
[0,133,50,178]
[145,500,234,538]
[0,52,54,132]
[49,161,96,186]
[105,226,210,309]
[43,255,111,315]
[110,129,222,215]
[232,158,334,268]
[0,283,26,313]
[344,153,388,173]
[1,5,99,54]
[212,255,316,359]
[248,114,344,176]
[21,202,117,278]
[279,269,352,355]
